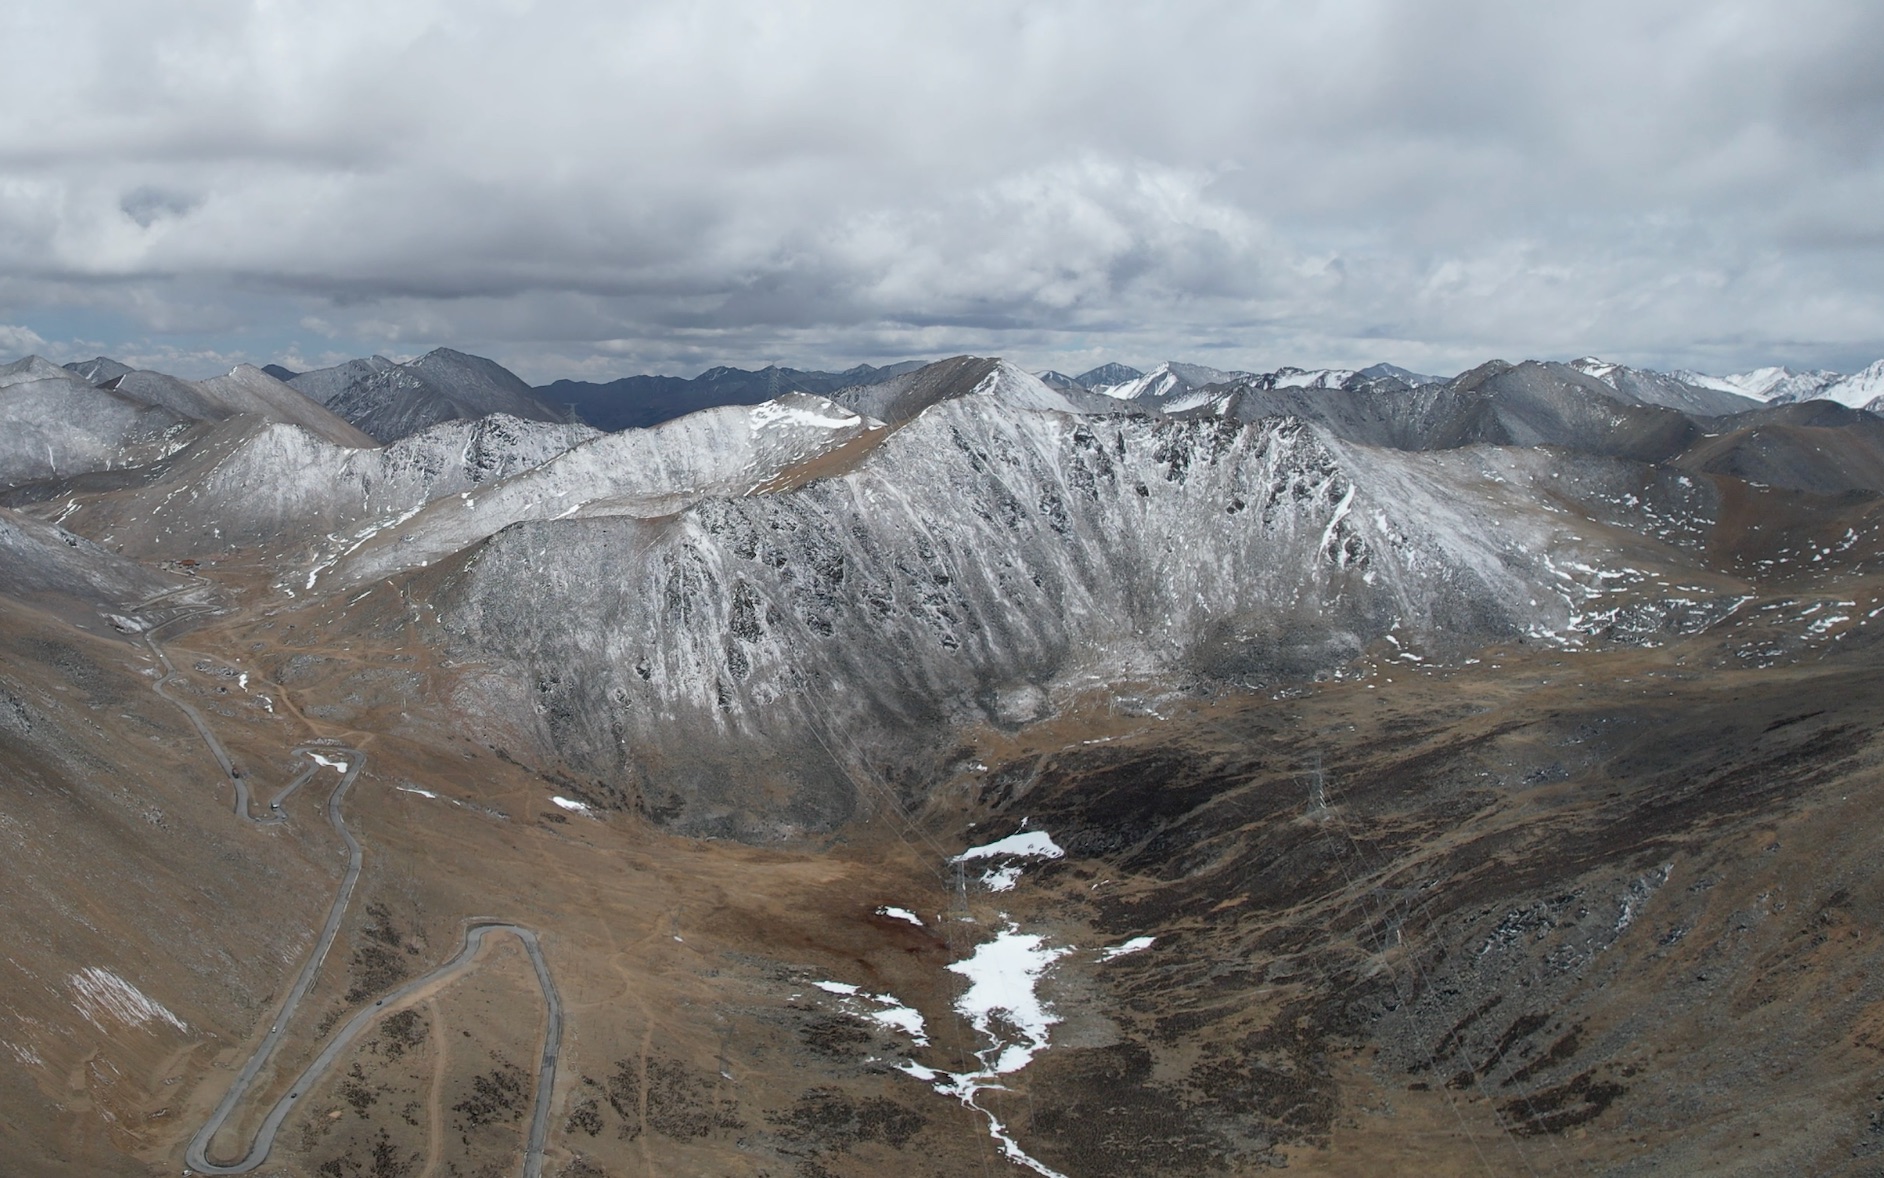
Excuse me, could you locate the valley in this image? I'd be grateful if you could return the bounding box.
[3,352,1884,1175]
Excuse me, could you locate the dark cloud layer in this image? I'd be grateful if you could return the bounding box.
[1,1,1880,380]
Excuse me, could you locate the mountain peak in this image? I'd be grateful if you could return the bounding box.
[1073,362,1144,389]
[1,355,74,386]
[63,356,136,385]
[289,349,561,442]
[1356,362,1444,386]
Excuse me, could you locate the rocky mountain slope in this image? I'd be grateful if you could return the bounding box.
[290,348,569,442]
[42,413,598,576]
[414,386,1725,839]
[0,358,199,488]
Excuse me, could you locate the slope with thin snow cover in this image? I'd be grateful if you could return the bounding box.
[420,371,1722,838]
[50,413,599,572]
[334,392,887,585]
[291,348,570,443]
[0,357,197,487]
[0,506,187,611]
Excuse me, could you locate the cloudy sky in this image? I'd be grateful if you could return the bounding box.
[2,0,1881,382]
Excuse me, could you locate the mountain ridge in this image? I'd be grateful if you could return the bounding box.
[536,359,926,432]
[289,348,569,442]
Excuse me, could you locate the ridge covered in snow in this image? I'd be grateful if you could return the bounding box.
[334,392,886,585]
[1676,360,1884,411]
[1090,360,1253,402]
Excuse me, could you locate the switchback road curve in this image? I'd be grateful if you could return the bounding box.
[141,610,562,1177]
[187,921,563,1176]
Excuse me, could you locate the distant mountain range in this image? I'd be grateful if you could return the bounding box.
[535,361,926,432]
[26,347,1884,461]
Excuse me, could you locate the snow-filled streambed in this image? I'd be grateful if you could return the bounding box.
[841,824,1156,1177]
[892,922,1080,1176]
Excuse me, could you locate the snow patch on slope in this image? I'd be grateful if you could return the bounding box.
[952,829,1065,892]
[69,967,187,1033]
[951,830,1065,863]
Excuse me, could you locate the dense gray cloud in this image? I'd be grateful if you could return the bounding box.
[1,0,1881,380]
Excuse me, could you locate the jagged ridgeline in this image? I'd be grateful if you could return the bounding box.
[414,395,1589,837]
[16,348,1884,843]
[275,357,1809,838]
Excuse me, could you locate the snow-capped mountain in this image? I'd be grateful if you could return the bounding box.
[1677,360,1884,411]
[333,393,885,587]
[95,364,375,446]
[1818,360,1884,410]
[0,356,370,487]
[1072,361,1143,388]
[1267,366,1356,390]
[832,357,1084,423]
[1355,361,1446,386]
[1033,369,1084,393]
[422,379,1655,837]
[1677,365,1843,404]
[1090,360,1252,402]
[54,413,597,567]
[63,356,135,385]
[188,352,1849,841]
[1078,360,1445,411]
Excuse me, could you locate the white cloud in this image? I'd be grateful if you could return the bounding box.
[0,324,47,355]
[0,0,1881,379]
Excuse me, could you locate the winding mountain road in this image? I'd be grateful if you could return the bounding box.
[187,920,563,1176]
[141,609,562,1177]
